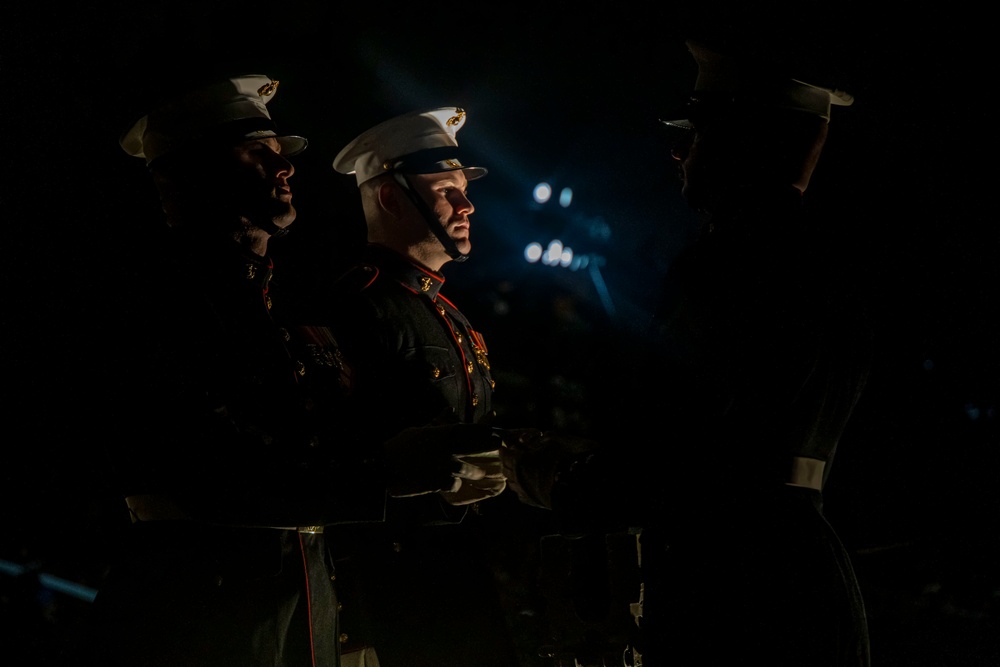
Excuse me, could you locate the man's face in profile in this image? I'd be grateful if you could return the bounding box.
[409,169,475,261]
[669,96,794,214]
[211,137,298,233]
[671,108,743,212]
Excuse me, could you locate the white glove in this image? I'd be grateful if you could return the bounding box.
[382,422,500,499]
[438,451,507,506]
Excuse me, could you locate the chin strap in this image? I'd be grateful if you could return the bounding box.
[393,172,468,262]
[255,218,290,240]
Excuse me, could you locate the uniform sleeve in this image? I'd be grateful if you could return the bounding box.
[104,252,388,528]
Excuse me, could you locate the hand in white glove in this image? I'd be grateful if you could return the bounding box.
[438,450,507,506]
[381,422,503,499]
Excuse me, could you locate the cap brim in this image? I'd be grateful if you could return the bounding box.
[660,118,692,129]
[277,135,308,157]
[463,166,488,181]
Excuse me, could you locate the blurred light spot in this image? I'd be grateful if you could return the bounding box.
[544,240,564,265]
[559,247,573,267]
[533,182,552,204]
[559,187,573,207]
[923,359,934,371]
[524,242,543,263]
[965,403,981,421]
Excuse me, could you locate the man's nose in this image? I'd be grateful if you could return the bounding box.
[671,132,693,161]
[456,192,474,215]
[270,149,295,177]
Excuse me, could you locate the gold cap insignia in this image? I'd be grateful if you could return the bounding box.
[447,109,465,126]
[258,80,279,98]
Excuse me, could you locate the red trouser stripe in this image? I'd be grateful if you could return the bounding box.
[298,533,317,667]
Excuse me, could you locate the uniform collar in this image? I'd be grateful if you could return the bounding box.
[705,185,805,235]
[168,229,274,290]
[235,246,274,290]
[364,243,445,299]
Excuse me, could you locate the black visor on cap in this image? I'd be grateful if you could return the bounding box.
[391,146,486,179]
[198,117,307,156]
[662,91,779,129]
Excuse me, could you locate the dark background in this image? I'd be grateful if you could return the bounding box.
[3,2,998,665]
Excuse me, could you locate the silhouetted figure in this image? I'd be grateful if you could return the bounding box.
[501,38,873,666]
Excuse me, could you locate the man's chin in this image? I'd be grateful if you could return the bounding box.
[270,203,297,229]
[680,185,704,210]
[247,212,295,238]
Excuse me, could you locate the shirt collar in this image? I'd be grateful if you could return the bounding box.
[364,243,445,299]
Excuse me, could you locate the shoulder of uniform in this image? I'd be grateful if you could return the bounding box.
[435,293,466,318]
[332,263,379,293]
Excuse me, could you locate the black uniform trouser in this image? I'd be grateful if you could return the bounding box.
[86,521,339,667]
[641,486,870,667]
[329,518,520,667]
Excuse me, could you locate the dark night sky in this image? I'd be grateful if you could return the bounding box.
[3,2,999,664]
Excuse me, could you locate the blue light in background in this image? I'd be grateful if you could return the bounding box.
[524,242,543,263]
[533,182,552,204]
[0,559,97,602]
[545,240,565,265]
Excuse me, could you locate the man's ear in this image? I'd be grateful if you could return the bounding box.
[376,180,405,219]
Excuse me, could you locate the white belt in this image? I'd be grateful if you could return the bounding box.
[124,494,324,534]
[786,457,825,491]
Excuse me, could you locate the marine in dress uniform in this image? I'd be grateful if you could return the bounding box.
[501,39,873,666]
[89,76,467,667]
[321,108,517,667]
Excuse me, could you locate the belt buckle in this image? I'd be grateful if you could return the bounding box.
[297,526,324,534]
